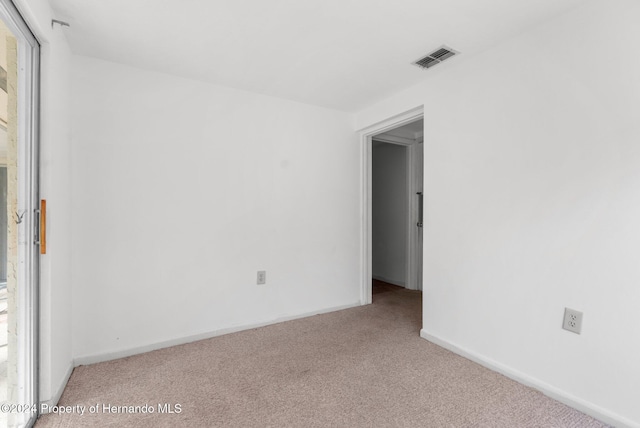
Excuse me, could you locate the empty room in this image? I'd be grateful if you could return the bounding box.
[0,0,638,427]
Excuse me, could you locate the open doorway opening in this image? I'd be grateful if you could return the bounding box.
[371,120,423,299]
[358,106,424,309]
[372,141,408,288]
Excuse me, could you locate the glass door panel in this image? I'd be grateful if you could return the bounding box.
[0,2,39,427]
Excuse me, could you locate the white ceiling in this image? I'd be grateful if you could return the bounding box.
[49,0,587,112]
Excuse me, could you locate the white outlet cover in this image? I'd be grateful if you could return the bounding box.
[257,270,266,285]
[562,308,583,334]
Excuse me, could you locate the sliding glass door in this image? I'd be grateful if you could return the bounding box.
[0,1,39,427]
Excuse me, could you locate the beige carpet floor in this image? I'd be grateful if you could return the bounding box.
[36,286,608,427]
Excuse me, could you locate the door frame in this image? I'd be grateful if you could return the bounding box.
[358,106,423,304]
[0,0,40,425]
[371,134,420,291]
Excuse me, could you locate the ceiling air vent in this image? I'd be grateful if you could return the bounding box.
[413,46,459,70]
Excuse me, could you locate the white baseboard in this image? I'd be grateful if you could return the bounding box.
[420,329,638,428]
[39,362,74,413]
[372,275,406,288]
[74,301,362,367]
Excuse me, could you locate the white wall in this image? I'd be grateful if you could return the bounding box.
[14,0,74,407]
[372,142,407,286]
[70,56,360,361]
[356,0,640,426]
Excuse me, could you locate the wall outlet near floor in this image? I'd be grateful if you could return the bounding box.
[562,308,583,334]
[257,270,266,285]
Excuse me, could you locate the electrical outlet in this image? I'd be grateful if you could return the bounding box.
[562,308,583,334]
[257,270,266,285]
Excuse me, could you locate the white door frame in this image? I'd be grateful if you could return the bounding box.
[371,134,419,291]
[0,1,40,426]
[358,106,424,304]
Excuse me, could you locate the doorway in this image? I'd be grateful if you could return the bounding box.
[372,141,408,288]
[0,1,40,427]
[359,107,424,306]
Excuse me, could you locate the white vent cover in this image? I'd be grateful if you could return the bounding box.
[413,46,459,70]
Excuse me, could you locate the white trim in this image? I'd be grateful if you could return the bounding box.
[356,106,424,134]
[359,106,424,304]
[420,330,639,428]
[406,142,419,291]
[74,301,361,366]
[373,134,416,146]
[39,362,73,413]
[10,1,47,46]
[406,142,421,291]
[414,142,424,290]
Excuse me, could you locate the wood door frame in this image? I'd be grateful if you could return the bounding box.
[358,106,423,305]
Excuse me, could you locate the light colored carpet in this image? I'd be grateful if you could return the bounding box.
[36,287,608,427]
